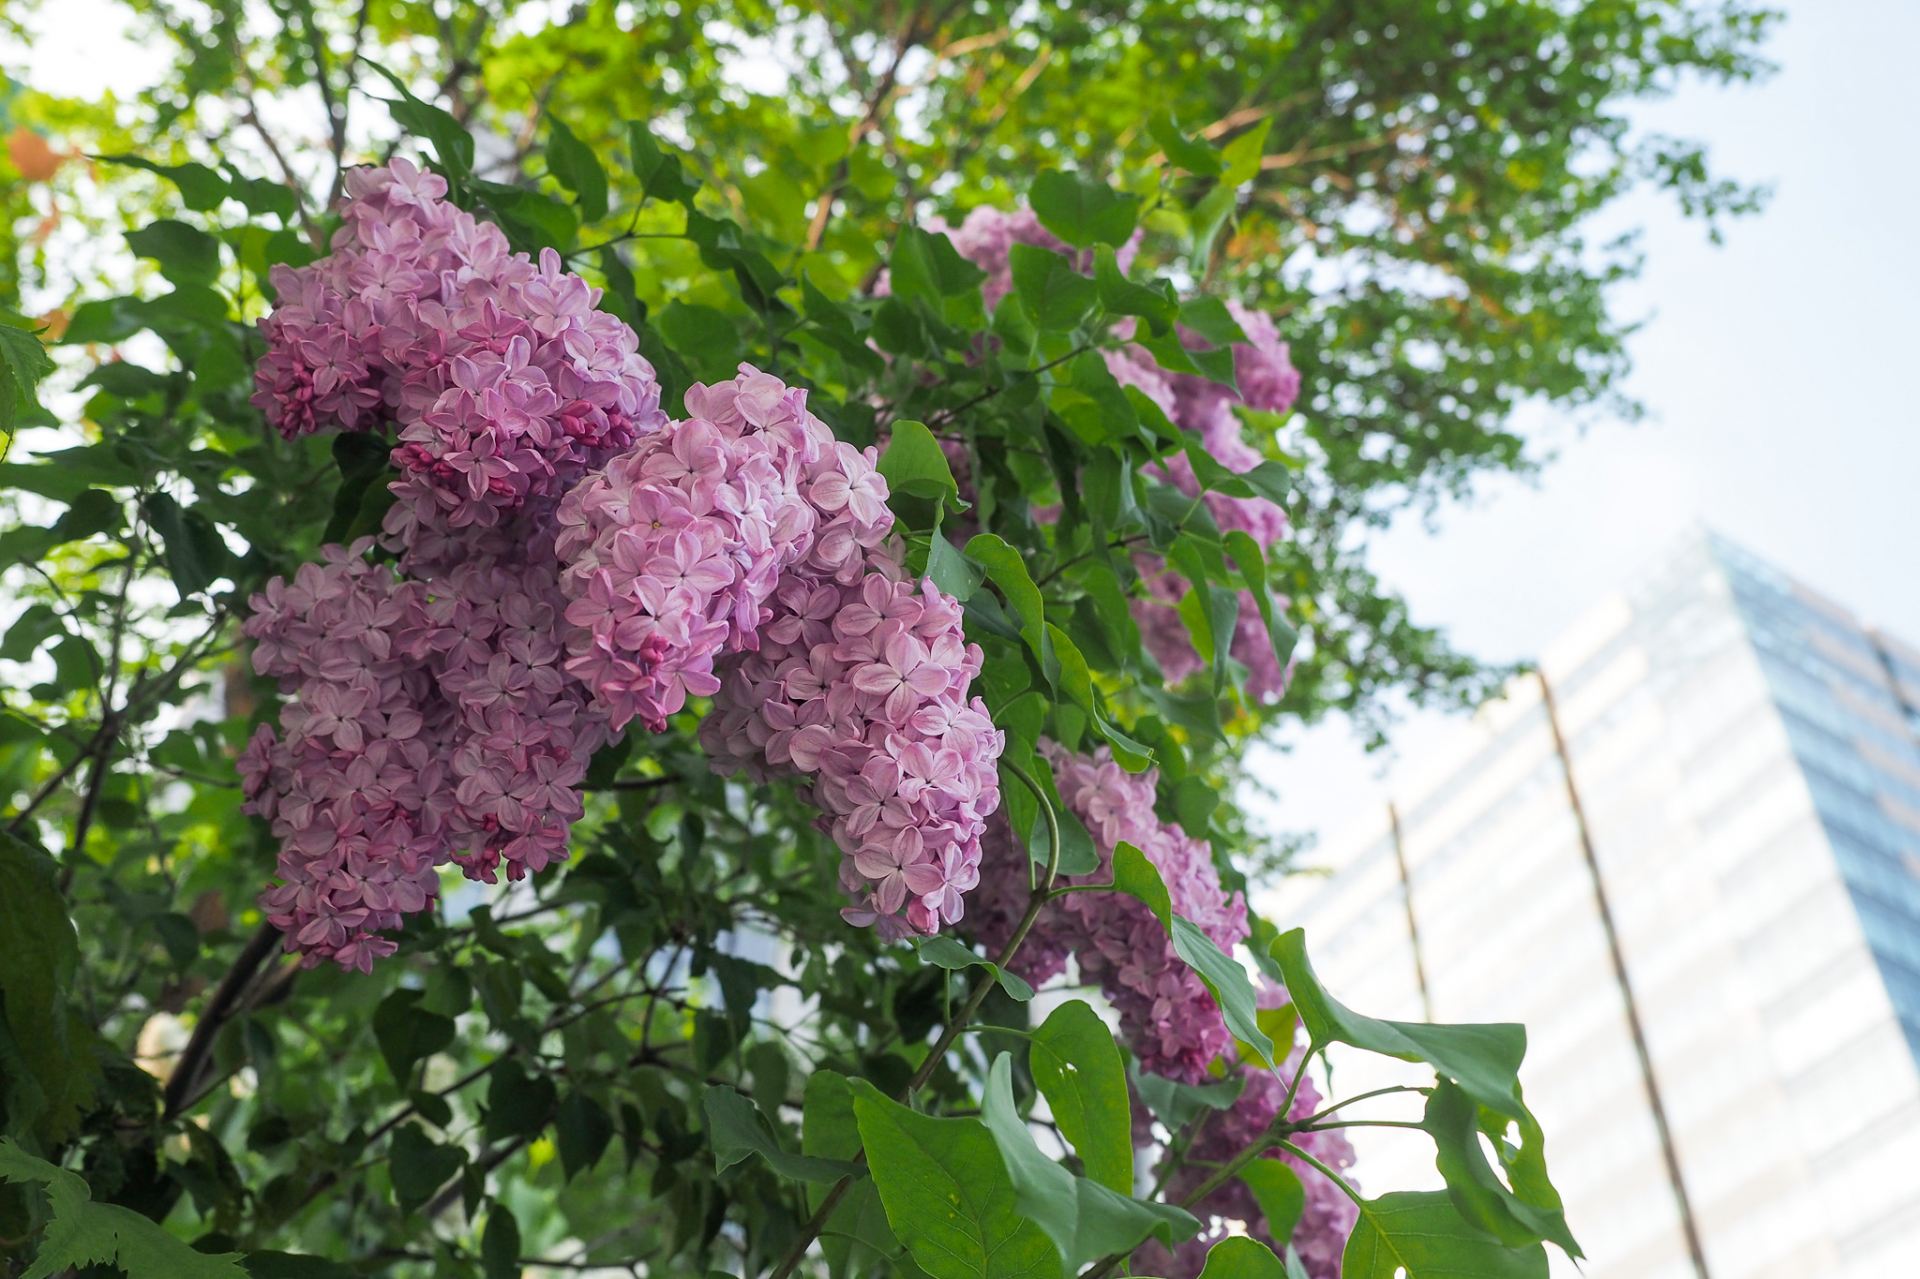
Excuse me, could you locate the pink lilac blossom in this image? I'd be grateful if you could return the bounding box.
[1106,312,1297,701]
[243,161,659,968]
[634,372,1005,935]
[969,743,1249,1082]
[251,156,665,537]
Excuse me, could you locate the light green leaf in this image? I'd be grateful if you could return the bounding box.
[1149,115,1223,176]
[1009,243,1097,332]
[965,533,1046,662]
[703,1085,861,1183]
[1029,1000,1132,1193]
[849,1078,1057,1279]
[1030,171,1141,248]
[0,1138,249,1279]
[979,1056,1198,1271]
[1171,917,1273,1066]
[1423,1081,1578,1256]
[1240,1160,1306,1247]
[1197,1236,1287,1279]
[1111,842,1171,929]
[917,935,1034,1002]
[1131,1063,1245,1132]
[1342,1191,1549,1279]
[879,419,962,511]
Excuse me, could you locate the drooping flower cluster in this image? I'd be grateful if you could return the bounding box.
[971,743,1249,1082]
[1108,308,1300,702]
[967,745,1356,1273]
[704,566,1005,935]
[242,162,656,968]
[929,205,1300,703]
[244,167,1002,964]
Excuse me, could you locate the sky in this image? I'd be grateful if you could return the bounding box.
[1250,0,1920,850]
[10,0,1916,852]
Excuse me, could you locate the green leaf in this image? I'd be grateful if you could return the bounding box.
[916,935,1033,1002]
[1220,118,1273,186]
[702,1085,860,1183]
[1030,171,1141,248]
[1110,842,1171,929]
[481,1202,521,1279]
[555,1090,615,1180]
[1224,530,1298,677]
[127,219,221,286]
[363,62,474,179]
[965,533,1046,663]
[388,1123,463,1212]
[1149,115,1223,176]
[849,1078,1056,1279]
[1269,930,1527,1122]
[241,1252,358,1278]
[1240,1160,1306,1247]
[1029,1000,1132,1193]
[891,227,987,308]
[1423,1081,1577,1256]
[98,155,230,210]
[545,116,609,222]
[485,1058,557,1141]
[878,419,961,511]
[0,312,55,435]
[1170,917,1272,1066]
[371,988,456,1085]
[978,1056,1199,1271]
[1009,243,1096,332]
[1197,1236,1287,1279]
[627,122,699,205]
[1342,1191,1549,1279]
[0,833,101,1143]
[655,300,740,381]
[143,492,229,599]
[1131,1064,1245,1132]
[1093,247,1177,335]
[0,1138,248,1279]
[927,526,984,601]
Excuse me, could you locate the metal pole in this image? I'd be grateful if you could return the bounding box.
[1386,801,1435,1021]
[1539,669,1712,1279]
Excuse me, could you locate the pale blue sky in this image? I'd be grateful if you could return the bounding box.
[1256,0,1920,842]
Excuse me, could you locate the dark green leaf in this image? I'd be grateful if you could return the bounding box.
[98,155,229,210]
[916,935,1033,1002]
[481,1202,521,1279]
[703,1085,859,1183]
[485,1058,557,1141]
[371,989,456,1085]
[878,419,961,511]
[388,1124,463,1212]
[555,1090,615,1180]
[546,116,609,222]
[126,219,221,285]
[363,62,474,178]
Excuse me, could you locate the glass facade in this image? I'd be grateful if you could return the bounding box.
[1264,531,1920,1278]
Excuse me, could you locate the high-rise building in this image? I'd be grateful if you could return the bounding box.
[1264,530,1920,1278]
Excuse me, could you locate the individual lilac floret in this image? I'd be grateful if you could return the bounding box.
[969,742,1249,1083]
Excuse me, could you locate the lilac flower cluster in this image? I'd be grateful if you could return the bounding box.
[970,742,1249,1083]
[704,566,1005,936]
[965,740,1355,1272]
[244,168,1003,963]
[1108,310,1300,702]
[927,204,1300,702]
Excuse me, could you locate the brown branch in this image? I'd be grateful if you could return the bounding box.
[161,922,283,1118]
